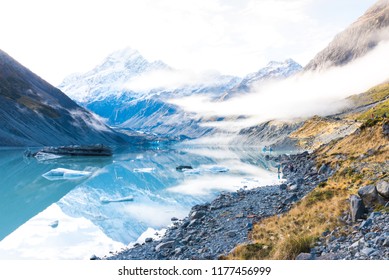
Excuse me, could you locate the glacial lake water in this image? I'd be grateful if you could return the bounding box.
[0,145,282,259]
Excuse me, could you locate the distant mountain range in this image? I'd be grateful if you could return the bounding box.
[4,1,387,146]
[0,49,132,146]
[220,59,302,100]
[59,48,302,139]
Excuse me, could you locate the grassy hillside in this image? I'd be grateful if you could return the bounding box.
[346,83,389,120]
[225,83,389,260]
[347,83,389,107]
[289,116,359,150]
[227,119,388,260]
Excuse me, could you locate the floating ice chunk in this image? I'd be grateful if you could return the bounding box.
[42,168,92,181]
[35,152,62,161]
[183,169,201,175]
[208,166,229,173]
[100,195,134,204]
[183,166,229,175]
[133,168,155,173]
[49,220,59,228]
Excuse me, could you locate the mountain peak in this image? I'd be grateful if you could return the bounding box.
[220,58,302,100]
[59,47,170,102]
[266,59,300,69]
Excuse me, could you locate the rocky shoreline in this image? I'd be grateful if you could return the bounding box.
[103,151,333,260]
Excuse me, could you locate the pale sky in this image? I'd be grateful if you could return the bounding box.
[0,0,377,85]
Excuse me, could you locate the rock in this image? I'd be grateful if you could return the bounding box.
[174,247,184,255]
[171,217,179,222]
[383,121,389,137]
[295,178,304,186]
[284,194,298,204]
[349,241,360,250]
[155,241,175,252]
[357,185,378,207]
[359,218,373,229]
[90,254,98,260]
[226,231,237,238]
[176,165,193,171]
[190,211,206,220]
[318,163,330,175]
[349,195,365,222]
[376,181,389,199]
[368,212,381,219]
[295,253,314,260]
[188,219,199,227]
[280,184,287,190]
[287,185,298,191]
[246,222,253,231]
[145,238,153,243]
[361,248,376,256]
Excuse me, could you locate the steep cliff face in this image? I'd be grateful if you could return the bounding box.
[305,0,389,71]
[0,49,129,146]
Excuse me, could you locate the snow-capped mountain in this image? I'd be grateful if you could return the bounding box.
[220,59,302,100]
[59,48,301,139]
[59,48,241,139]
[59,47,170,103]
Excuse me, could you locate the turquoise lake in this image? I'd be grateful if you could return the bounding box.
[0,145,282,259]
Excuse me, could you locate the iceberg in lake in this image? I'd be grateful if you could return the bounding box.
[208,166,229,173]
[133,168,155,173]
[35,152,63,161]
[42,168,92,181]
[183,166,229,175]
[100,195,134,204]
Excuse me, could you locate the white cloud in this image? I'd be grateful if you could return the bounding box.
[0,0,376,85]
[170,41,389,131]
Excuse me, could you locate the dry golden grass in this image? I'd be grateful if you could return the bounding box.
[227,120,388,260]
[227,185,348,260]
[290,116,340,139]
[289,116,359,150]
[317,119,389,164]
[357,99,389,120]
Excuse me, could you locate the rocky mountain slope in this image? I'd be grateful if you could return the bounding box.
[305,0,389,71]
[0,49,131,146]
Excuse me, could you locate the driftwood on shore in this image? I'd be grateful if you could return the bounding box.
[25,144,113,157]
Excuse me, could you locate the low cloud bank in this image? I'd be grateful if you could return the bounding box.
[169,41,389,132]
